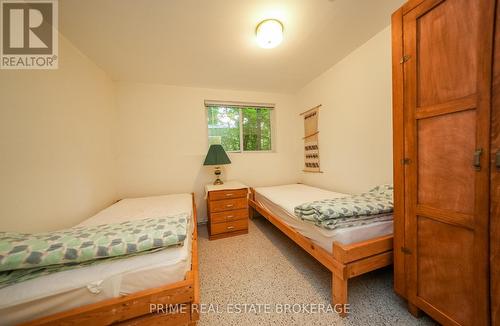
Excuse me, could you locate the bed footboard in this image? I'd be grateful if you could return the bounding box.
[331,235,393,316]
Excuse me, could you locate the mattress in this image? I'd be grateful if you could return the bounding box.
[0,194,194,325]
[254,184,393,253]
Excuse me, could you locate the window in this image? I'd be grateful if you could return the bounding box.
[206,102,273,152]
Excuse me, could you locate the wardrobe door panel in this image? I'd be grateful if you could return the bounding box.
[490,0,500,323]
[417,217,474,325]
[402,0,491,324]
[492,93,500,325]
[417,110,476,215]
[416,0,479,108]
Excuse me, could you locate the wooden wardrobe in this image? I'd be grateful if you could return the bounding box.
[392,0,499,325]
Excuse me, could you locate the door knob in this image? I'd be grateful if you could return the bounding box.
[496,150,500,169]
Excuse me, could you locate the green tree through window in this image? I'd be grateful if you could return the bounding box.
[207,105,272,152]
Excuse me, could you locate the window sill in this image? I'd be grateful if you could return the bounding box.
[226,150,276,154]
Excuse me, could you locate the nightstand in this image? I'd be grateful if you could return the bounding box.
[205,181,249,240]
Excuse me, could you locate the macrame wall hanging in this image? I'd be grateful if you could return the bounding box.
[301,104,322,173]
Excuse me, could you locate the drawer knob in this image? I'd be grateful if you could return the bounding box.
[226,204,234,208]
[226,215,234,218]
[225,193,233,197]
[227,226,235,230]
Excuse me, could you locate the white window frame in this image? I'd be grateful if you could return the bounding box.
[205,100,275,153]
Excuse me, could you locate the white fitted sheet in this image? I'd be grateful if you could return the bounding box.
[0,194,194,325]
[254,184,393,253]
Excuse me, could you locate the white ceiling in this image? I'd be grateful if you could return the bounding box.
[59,0,404,93]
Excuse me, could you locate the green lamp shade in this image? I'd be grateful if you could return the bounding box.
[203,144,231,166]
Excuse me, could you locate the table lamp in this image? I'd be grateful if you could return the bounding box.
[203,144,231,185]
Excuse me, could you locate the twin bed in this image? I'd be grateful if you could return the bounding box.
[0,193,199,325]
[250,184,394,316]
[0,183,393,324]
[253,184,393,251]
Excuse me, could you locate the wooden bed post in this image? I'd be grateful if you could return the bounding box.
[249,188,255,220]
[332,274,348,317]
[190,192,200,325]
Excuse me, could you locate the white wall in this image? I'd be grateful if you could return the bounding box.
[0,35,117,232]
[296,26,393,194]
[114,83,301,222]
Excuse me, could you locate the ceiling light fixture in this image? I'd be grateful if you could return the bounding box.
[255,19,283,49]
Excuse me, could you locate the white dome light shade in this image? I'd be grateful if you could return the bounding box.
[256,19,283,49]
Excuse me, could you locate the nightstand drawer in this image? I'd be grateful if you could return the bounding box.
[209,197,247,213]
[210,209,248,224]
[208,189,247,201]
[210,219,248,235]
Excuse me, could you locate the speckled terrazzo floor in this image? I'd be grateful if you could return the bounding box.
[197,217,437,326]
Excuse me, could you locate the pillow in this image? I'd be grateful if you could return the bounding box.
[368,184,393,196]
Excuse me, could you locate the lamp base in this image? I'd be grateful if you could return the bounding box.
[213,166,224,185]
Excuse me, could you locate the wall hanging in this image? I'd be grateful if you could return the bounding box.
[301,104,322,173]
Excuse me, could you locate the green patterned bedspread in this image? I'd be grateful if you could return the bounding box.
[294,185,393,230]
[0,214,188,288]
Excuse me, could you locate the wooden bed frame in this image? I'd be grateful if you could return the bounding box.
[21,193,200,326]
[249,188,393,316]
